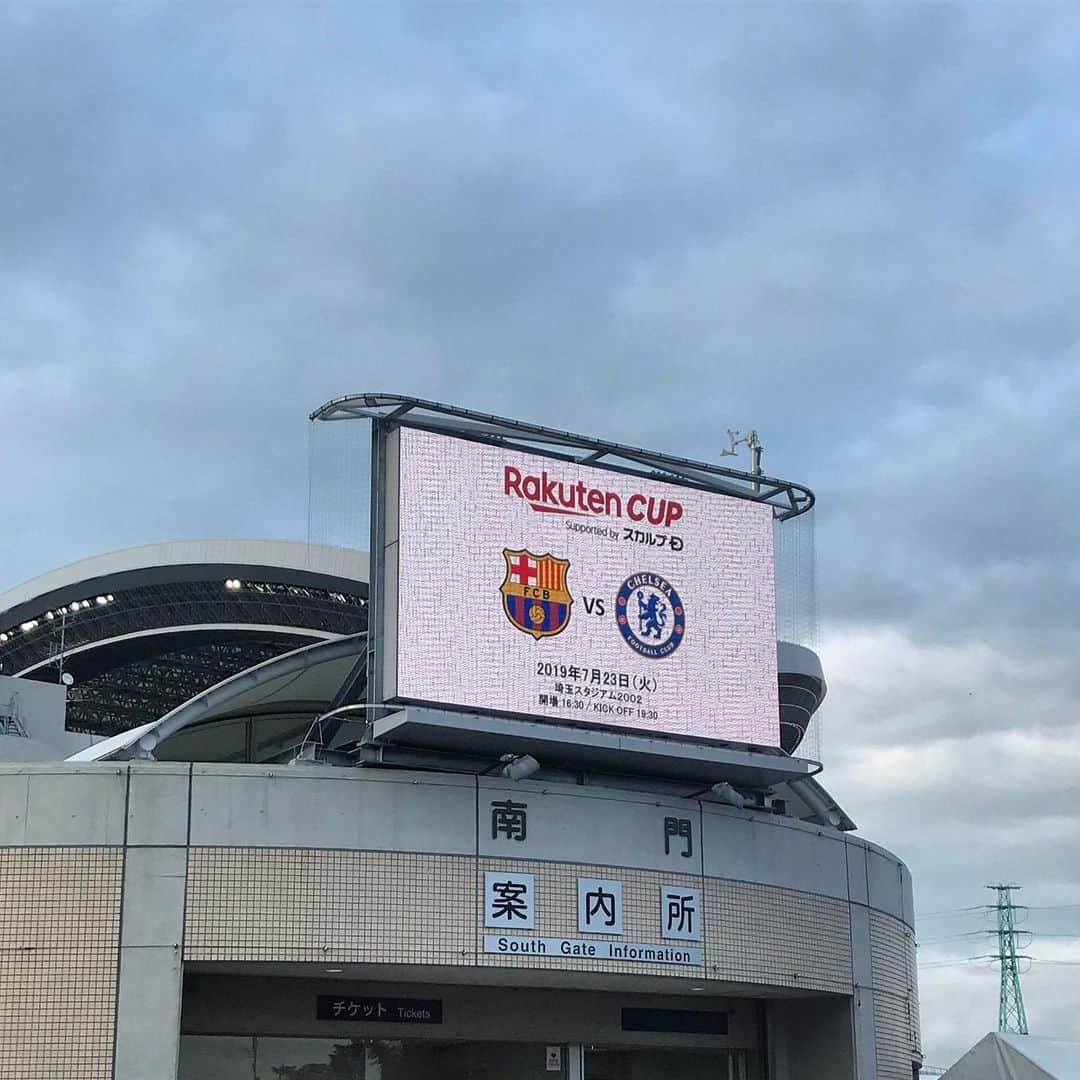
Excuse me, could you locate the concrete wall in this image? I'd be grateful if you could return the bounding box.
[0,673,98,762]
[769,997,857,1080]
[0,761,920,1079]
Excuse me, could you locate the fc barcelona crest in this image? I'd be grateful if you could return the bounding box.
[500,549,573,640]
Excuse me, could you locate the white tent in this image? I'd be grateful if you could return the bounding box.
[942,1032,1080,1080]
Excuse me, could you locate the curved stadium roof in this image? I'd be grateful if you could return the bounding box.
[0,540,368,738]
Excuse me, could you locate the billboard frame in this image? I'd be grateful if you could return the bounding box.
[314,393,814,519]
[311,393,814,713]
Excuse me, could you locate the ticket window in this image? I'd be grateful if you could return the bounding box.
[179,1036,568,1079]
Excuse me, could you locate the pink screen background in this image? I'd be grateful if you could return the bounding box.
[392,427,779,747]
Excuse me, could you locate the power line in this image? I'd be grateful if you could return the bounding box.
[918,931,989,946]
[916,887,1080,1021]
[918,906,987,918]
[919,957,990,969]
[918,901,1080,920]
[920,954,1080,973]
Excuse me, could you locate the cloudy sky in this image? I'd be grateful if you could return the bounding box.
[3,2,1079,1066]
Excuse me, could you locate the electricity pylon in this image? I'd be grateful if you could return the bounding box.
[987,883,1029,1034]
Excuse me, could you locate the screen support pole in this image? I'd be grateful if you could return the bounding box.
[368,418,388,707]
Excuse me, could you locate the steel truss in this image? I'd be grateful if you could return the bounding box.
[311,393,814,520]
[65,636,312,737]
[1,580,366,677]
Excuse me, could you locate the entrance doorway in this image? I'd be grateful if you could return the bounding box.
[583,1045,752,1079]
[179,1037,755,1079]
[180,1036,567,1079]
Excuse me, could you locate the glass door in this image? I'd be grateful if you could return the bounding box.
[582,1045,752,1080]
[180,1036,569,1079]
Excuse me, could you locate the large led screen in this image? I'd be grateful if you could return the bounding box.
[380,426,779,747]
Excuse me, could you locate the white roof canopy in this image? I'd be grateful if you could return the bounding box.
[943,1033,1080,1080]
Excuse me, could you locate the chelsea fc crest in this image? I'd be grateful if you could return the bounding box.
[501,549,573,641]
[616,572,685,658]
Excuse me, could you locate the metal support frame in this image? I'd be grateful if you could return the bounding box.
[988,883,1030,1035]
[367,414,389,707]
[311,393,814,520]
[310,394,824,804]
[0,692,28,738]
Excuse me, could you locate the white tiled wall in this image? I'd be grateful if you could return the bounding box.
[0,848,123,1079]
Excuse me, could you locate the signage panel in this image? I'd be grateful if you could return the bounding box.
[317,996,443,1023]
[483,935,702,966]
[380,425,779,746]
[578,877,624,934]
[660,884,702,941]
[621,1007,728,1035]
[484,870,536,929]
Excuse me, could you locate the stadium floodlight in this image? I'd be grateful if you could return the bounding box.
[20,621,38,632]
[500,754,541,782]
[0,633,8,643]
[96,596,108,605]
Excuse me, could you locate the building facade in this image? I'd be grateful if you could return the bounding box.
[0,537,920,1079]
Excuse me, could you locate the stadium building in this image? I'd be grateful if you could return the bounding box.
[0,397,920,1080]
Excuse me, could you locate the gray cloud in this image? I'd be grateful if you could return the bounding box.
[825,633,1080,1064]
[3,3,1080,1065]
